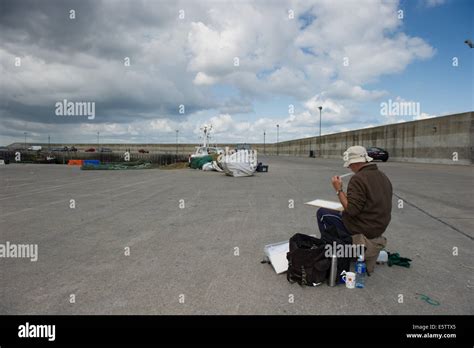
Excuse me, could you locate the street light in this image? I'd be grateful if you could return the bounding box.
[48,135,50,150]
[24,132,27,149]
[318,106,322,157]
[263,130,266,155]
[276,124,279,156]
[97,131,100,148]
[176,130,179,155]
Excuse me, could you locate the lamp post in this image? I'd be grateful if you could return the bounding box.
[263,130,266,155]
[48,135,50,151]
[24,132,27,149]
[276,124,279,156]
[318,106,322,157]
[97,131,100,148]
[176,130,179,155]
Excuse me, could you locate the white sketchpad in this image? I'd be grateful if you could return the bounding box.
[263,241,289,274]
[305,199,343,211]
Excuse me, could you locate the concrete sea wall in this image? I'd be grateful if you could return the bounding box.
[252,112,473,165]
[7,112,473,165]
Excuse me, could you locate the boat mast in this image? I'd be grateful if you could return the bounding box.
[200,124,213,147]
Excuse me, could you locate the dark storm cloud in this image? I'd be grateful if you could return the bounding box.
[0,0,217,133]
[0,0,174,57]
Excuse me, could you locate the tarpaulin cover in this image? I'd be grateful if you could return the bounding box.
[83,160,100,166]
[68,160,84,166]
[202,162,214,171]
[221,150,257,177]
[190,155,213,169]
[212,161,223,172]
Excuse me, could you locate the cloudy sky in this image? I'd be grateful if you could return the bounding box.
[0,0,472,145]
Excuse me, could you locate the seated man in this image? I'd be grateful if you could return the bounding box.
[316,145,393,273]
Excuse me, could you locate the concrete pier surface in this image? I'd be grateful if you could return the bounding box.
[1,156,472,315]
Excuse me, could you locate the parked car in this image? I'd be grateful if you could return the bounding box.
[28,145,42,151]
[0,156,10,164]
[0,148,10,164]
[366,147,389,162]
[138,149,149,153]
[100,147,112,153]
[85,148,96,152]
[69,146,77,152]
[51,147,64,152]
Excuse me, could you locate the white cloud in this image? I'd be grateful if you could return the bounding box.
[413,112,437,120]
[0,0,438,144]
[325,81,388,101]
[193,72,218,85]
[202,114,233,133]
[303,95,353,125]
[150,119,175,133]
[183,0,435,122]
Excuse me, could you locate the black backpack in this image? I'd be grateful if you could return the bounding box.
[286,233,331,286]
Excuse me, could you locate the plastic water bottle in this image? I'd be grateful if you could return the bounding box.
[355,255,366,288]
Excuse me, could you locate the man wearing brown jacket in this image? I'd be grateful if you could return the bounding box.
[316,145,393,273]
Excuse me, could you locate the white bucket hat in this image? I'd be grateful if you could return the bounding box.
[343,146,373,168]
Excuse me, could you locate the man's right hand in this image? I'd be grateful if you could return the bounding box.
[331,176,343,192]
